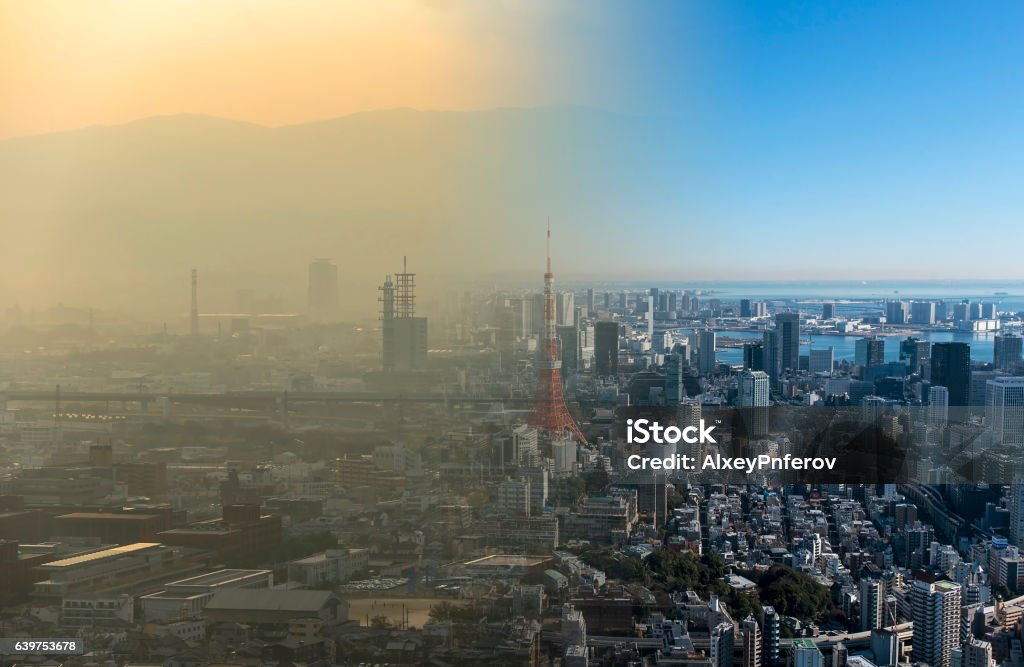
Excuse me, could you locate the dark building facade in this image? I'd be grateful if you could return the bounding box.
[774,313,800,376]
[594,321,619,376]
[931,342,971,408]
[743,342,765,372]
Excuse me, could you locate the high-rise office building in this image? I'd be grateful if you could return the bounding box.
[809,347,834,374]
[1010,481,1024,548]
[763,329,779,384]
[557,326,580,374]
[822,302,836,319]
[556,292,575,327]
[744,342,766,372]
[910,579,962,667]
[929,385,949,429]
[986,377,1024,446]
[900,337,930,376]
[741,299,753,318]
[856,337,885,369]
[912,301,937,325]
[695,329,717,375]
[775,313,801,376]
[308,259,339,321]
[594,321,619,376]
[931,342,971,408]
[664,350,685,405]
[585,288,595,315]
[994,334,1023,371]
[886,300,909,325]
[737,370,770,436]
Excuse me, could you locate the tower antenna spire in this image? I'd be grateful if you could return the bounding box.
[546,218,551,274]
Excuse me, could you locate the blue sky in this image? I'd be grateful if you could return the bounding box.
[569,1,1024,279]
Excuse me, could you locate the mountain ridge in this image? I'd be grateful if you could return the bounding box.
[0,105,688,317]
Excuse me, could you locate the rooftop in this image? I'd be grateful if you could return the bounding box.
[205,588,342,612]
[793,639,820,650]
[463,554,549,568]
[165,568,271,588]
[41,542,164,569]
[57,512,158,521]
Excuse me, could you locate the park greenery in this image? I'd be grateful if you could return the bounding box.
[573,547,841,625]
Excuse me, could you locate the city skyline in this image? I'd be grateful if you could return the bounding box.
[3,3,1024,665]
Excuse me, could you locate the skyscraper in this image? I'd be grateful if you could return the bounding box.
[856,337,885,369]
[910,579,962,667]
[594,321,619,376]
[557,326,581,374]
[931,342,971,408]
[912,301,937,325]
[822,302,836,319]
[308,258,339,321]
[556,291,575,326]
[737,370,770,436]
[585,288,596,315]
[994,334,1023,371]
[900,337,930,376]
[929,385,949,429]
[1010,480,1024,548]
[763,329,779,384]
[744,342,766,371]
[885,300,909,325]
[986,377,1024,446]
[809,347,834,374]
[774,313,800,376]
[664,350,685,405]
[695,329,717,375]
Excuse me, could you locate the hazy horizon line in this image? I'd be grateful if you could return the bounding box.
[0,103,625,143]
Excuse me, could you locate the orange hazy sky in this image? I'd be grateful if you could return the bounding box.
[0,0,615,139]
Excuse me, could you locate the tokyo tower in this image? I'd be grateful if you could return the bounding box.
[530,223,588,445]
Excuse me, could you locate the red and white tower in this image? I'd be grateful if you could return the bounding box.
[531,223,587,445]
